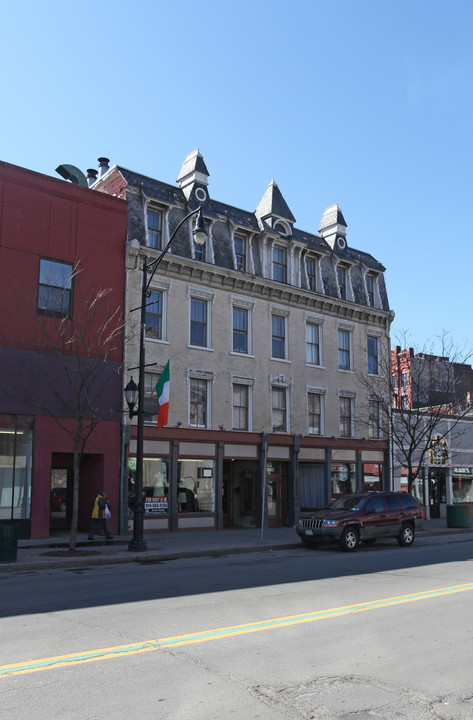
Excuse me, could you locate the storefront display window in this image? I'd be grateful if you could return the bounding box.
[362,463,383,492]
[452,469,473,503]
[0,414,33,520]
[128,458,170,515]
[331,463,355,500]
[178,459,215,513]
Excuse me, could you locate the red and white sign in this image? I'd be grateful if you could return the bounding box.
[145,496,168,514]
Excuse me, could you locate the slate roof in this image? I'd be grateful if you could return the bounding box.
[112,166,385,272]
[255,180,296,223]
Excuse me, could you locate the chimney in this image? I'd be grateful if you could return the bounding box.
[98,157,110,177]
[87,168,98,187]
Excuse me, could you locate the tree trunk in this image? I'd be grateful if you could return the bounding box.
[69,437,81,551]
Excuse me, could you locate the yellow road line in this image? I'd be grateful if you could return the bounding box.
[2,582,472,677]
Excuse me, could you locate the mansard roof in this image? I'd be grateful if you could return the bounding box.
[106,161,384,272]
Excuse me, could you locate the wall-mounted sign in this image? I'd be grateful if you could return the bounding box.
[429,436,448,465]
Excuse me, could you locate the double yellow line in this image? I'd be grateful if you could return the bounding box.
[2,582,472,677]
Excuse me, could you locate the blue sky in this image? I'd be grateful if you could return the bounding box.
[2,0,472,352]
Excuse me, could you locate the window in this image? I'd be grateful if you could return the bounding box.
[194,238,205,261]
[190,298,208,347]
[306,256,317,291]
[338,329,352,371]
[143,372,159,423]
[273,245,287,283]
[366,275,374,306]
[146,207,163,249]
[401,372,409,387]
[38,259,73,317]
[189,378,208,428]
[234,235,246,271]
[233,383,249,430]
[369,398,382,439]
[0,414,33,520]
[392,374,397,391]
[272,314,286,359]
[337,266,347,300]
[178,459,215,512]
[272,387,287,432]
[306,323,320,365]
[145,290,163,340]
[367,336,379,374]
[308,392,322,435]
[339,396,354,438]
[233,307,248,354]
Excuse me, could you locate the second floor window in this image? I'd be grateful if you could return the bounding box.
[145,290,163,340]
[339,396,354,438]
[273,245,287,283]
[189,378,208,428]
[338,329,351,371]
[38,258,73,318]
[233,307,248,354]
[401,372,409,387]
[367,336,379,374]
[190,298,208,347]
[306,323,320,365]
[234,235,246,271]
[308,392,322,435]
[147,208,162,249]
[233,383,249,430]
[272,387,287,432]
[272,315,286,359]
[369,399,382,439]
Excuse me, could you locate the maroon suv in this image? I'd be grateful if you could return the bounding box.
[297,491,424,552]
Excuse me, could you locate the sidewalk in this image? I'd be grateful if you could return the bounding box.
[2,518,472,573]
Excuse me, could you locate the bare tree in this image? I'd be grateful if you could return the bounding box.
[4,264,124,550]
[357,331,473,493]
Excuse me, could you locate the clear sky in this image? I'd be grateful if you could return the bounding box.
[2,0,472,352]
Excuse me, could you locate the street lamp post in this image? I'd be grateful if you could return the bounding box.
[125,206,207,552]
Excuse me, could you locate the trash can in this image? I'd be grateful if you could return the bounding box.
[0,523,19,563]
[446,504,470,529]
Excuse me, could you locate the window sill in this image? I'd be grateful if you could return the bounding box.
[270,357,291,363]
[187,345,215,352]
[231,352,255,358]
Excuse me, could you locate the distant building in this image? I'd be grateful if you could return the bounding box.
[95,149,393,532]
[0,161,127,538]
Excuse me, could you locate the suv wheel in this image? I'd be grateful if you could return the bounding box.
[397,523,415,547]
[340,526,359,552]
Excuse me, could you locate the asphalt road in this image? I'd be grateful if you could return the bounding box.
[1,535,473,719]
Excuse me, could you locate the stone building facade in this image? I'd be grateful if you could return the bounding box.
[94,149,393,532]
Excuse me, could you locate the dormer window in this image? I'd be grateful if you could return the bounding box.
[234,234,246,272]
[337,265,347,300]
[273,245,287,283]
[146,207,163,249]
[306,256,317,292]
[366,274,375,306]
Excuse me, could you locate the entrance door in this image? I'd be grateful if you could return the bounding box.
[49,468,73,531]
[429,469,446,519]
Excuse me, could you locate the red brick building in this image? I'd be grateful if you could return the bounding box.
[0,161,127,538]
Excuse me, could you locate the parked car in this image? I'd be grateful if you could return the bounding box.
[297,491,424,552]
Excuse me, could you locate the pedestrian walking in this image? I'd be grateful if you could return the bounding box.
[89,491,113,540]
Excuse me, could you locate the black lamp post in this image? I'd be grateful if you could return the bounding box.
[125,206,207,551]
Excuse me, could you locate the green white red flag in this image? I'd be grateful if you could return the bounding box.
[155,360,170,429]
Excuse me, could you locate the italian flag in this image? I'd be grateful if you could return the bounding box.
[155,360,170,429]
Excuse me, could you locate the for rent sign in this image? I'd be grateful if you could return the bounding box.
[145,496,168,514]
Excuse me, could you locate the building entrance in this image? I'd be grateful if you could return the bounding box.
[49,467,73,532]
[429,469,446,519]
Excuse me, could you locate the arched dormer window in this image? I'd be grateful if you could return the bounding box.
[274,220,290,236]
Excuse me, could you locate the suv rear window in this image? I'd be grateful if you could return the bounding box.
[399,493,419,510]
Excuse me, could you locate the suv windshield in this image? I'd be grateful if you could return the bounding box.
[330,495,365,511]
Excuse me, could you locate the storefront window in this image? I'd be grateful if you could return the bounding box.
[0,415,33,520]
[331,463,355,500]
[362,463,383,492]
[178,459,215,513]
[452,470,473,502]
[128,457,170,515]
[266,462,281,518]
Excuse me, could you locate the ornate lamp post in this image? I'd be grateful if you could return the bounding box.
[125,207,207,551]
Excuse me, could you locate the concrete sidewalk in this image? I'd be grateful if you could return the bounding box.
[1,518,472,573]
